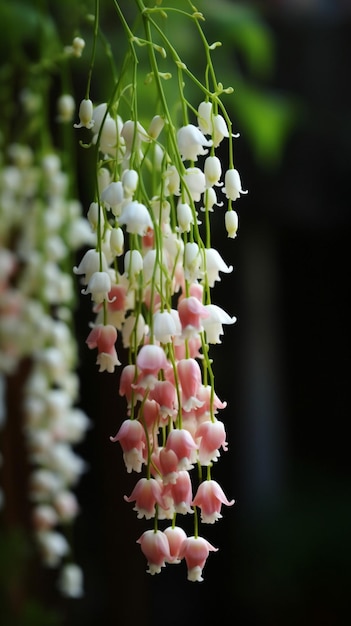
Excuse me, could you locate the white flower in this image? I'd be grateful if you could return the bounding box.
[58,563,84,598]
[57,94,75,123]
[184,242,202,283]
[183,167,206,202]
[74,98,94,129]
[110,227,124,256]
[204,155,222,188]
[72,37,85,57]
[201,248,233,287]
[223,168,248,201]
[148,115,165,140]
[177,201,194,233]
[200,187,223,213]
[73,248,108,283]
[101,181,124,213]
[225,210,238,238]
[197,101,213,135]
[121,313,147,349]
[124,249,143,280]
[212,113,230,147]
[163,165,180,196]
[177,124,212,161]
[81,271,112,303]
[121,120,149,158]
[153,310,180,344]
[37,531,69,567]
[122,169,139,197]
[119,200,153,236]
[202,304,236,344]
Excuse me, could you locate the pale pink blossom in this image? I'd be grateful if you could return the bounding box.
[192,479,234,523]
[137,529,171,575]
[195,419,228,465]
[110,419,146,473]
[86,324,120,372]
[164,526,187,564]
[170,470,194,515]
[201,303,236,344]
[136,344,169,388]
[165,428,198,470]
[178,296,209,338]
[124,477,169,519]
[177,358,204,412]
[179,535,218,582]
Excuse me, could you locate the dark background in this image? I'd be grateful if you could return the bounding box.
[2,2,351,625]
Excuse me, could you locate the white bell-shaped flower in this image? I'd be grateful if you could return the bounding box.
[201,248,233,287]
[148,115,165,140]
[202,304,237,344]
[74,98,94,129]
[81,270,112,303]
[184,241,202,283]
[177,201,194,233]
[124,249,143,279]
[110,227,124,256]
[197,101,213,135]
[163,165,180,196]
[204,155,222,188]
[212,114,230,147]
[223,168,248,201]
[177,124,212,161]
[122,169,138,198]
[57,94,75,123]
[118,200,153,236]
[73,248,108,283]
[183,167,206,202]
[121,120,149,159]
[153,310,180,344]
[101,181,124,214]
[200,187,223,213]
[225,210,238,238]
[86,202,104,233]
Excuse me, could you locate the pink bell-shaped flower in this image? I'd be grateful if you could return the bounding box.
[195,419,228,465]
[177,358,204,412]
[178,296,209,338]
[110,419,146,473]
[86,324,120,373]
[192,479,235,523]
[137,529,171,575]
[164,526,188,564]
[179,535,218,582]
[136,344,169,389]
[170,470,194,515]
[165,429,198,471]
[124,477,169,519]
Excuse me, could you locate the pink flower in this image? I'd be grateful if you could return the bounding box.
[164,526,187,564]
[192,479,234,523]
[124,477,168,519]
[136,344,169,388]
[110,419,145,473]
[195,419,228,465]
[149,380,178,422]
[137,530,171,575]
[170,470,194,515]
[158,447,179,485]
[179,535,218,582]
[177,296,209,338]
[119,364,144,409]
[177,358,204,412]
[165,428,198,470]
[86,324,120,372]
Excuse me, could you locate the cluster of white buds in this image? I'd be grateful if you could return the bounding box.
[0,137,92,597]
[73,2,247,583]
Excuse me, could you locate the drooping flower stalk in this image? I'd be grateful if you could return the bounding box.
[74,0,246,581]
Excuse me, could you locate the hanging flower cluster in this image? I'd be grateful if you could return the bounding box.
[74,2,246,582]
[0,86,93,597]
